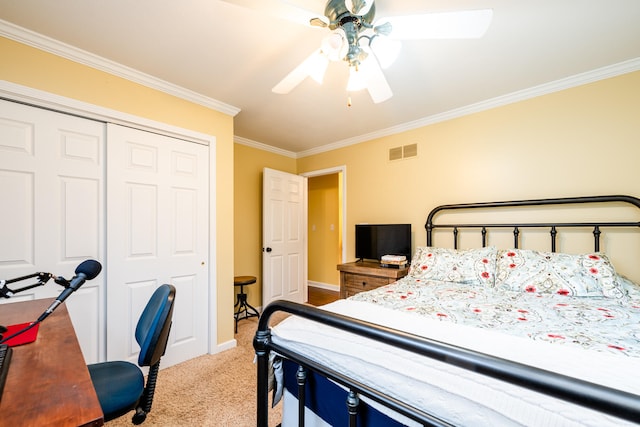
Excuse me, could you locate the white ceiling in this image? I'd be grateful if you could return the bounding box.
[1,0,640,155]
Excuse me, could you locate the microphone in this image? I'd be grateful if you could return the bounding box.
[37,260,102,322]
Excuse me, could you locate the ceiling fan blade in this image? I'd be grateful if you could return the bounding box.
[272,49,328,94]
[381,9,493,40]
[219,0,324,26]
[361,55,392,104]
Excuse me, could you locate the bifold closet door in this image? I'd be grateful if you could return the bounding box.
[0,99,105,363]
[106,124,209,368]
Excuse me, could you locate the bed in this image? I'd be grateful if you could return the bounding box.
[254,195,640,426]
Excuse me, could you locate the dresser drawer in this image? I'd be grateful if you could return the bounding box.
[338,262,409,299]
[343,273,392,297]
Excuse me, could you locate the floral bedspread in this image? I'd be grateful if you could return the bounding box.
[349,276,640,357]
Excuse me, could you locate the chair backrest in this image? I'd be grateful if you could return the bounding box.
[135,284,176,367]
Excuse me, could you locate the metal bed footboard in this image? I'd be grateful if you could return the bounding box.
[255,300,640,426]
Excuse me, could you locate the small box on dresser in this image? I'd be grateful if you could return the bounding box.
[338,261,409,298]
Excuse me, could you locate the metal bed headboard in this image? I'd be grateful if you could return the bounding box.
[426,195,640,252]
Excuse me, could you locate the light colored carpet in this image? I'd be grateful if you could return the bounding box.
[106,314,285,427]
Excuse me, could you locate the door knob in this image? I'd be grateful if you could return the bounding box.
[264,247,272,253]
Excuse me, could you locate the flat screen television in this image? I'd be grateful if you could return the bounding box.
[355,224,411,263]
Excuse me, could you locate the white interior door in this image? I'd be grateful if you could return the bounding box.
[262,168,307,307]
[106,124,209,368]
[0,99,105,363]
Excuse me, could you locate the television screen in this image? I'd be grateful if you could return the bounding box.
[355,224,411,262]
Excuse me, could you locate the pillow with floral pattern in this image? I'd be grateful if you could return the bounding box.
[494,249,624,298]
[408,246,497,286]
[616,274,640,302]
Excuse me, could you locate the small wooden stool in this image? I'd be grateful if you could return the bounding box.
[234,276,259,333]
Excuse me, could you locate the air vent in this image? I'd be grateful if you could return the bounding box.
[403,143,418,158]
[389,144,418,161]
[388,146,403,161]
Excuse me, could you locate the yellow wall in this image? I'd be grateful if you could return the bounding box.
[297,71,640,281]
[232,71,640,289]
[7,33,638,341]
[308,174,341,285]
[1,37,237,345]
[233,144,296,308]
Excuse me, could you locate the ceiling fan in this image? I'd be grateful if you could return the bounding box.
[221,0,493,104]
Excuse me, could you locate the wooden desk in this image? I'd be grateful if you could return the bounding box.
[0,300,104,427]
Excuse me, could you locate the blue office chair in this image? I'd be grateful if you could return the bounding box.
[88,284,176,424]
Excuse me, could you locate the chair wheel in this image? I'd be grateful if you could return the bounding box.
[132,411,147,425]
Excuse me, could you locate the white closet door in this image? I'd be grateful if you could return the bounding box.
[106,124,209,368]
[0,99,105,363]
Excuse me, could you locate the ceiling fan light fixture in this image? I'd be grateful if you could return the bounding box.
[346,65,367,91]
[321,28,348,61]
[344,0,373,16]
[373,21,392,37]
[271,1,492,103]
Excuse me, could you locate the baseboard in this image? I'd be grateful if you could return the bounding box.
[308,281,340,292]
[214,338,237,354]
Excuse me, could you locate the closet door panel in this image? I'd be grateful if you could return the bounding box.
[0,99,105,363]
[0,170,34,266]
[107,123,209,368]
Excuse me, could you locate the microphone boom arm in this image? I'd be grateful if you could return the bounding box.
[0,272,53,298]
[0,260,101,343]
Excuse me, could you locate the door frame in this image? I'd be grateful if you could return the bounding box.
[0,81,220,356]
[301,165,348,264]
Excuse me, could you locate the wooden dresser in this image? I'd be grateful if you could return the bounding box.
[338,261,409,298]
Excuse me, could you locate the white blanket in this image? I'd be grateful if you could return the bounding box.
[272,299,640,426]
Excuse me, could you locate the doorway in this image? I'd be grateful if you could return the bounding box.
[302,166,346,294]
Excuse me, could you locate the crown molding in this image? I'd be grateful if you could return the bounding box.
[234,136,297,158]
[0,80,218,147]
[0,19,240,117]
[298,57,640,158]
[3,18,638,158]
